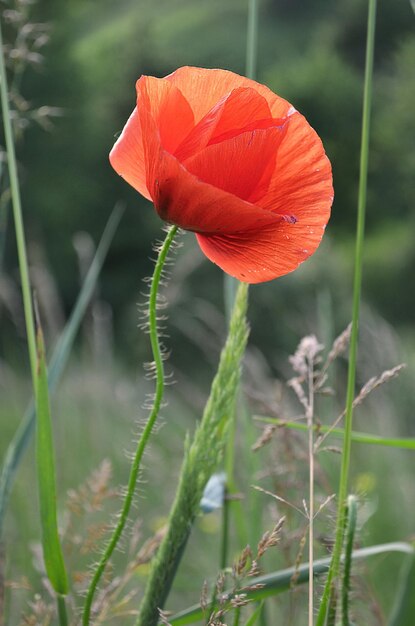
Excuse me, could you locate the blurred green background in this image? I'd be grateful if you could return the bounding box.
[1,0,414,624]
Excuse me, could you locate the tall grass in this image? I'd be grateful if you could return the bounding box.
[316,1,377,622]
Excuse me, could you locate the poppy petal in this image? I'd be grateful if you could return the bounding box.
[109,75,195,200]
[257,111,333,224]
[174,87,274,162]
[135,83,286,234]
[136,75,195,155]
[151,148,284,234]
[183,125,287,202]
[165,66,292,124]
[109,107,152,201]
[196,216,326,284]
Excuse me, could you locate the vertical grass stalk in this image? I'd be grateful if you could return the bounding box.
[221,0,259,571]
[246,0,258,80]
[82,225,178,626]
[341,496,358,626]
[316,1,377,623]
[307,364,315,626]
[0,17,37,386]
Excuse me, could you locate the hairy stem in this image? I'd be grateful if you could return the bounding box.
[82,225,178,626]
[316,1,377,623]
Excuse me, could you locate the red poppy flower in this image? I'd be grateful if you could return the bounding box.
[110,66,333,283]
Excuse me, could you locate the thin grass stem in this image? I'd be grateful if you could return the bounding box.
[221,0,259,571]
[316,1,377,623]
[82,225,178,626]
[246,0,258,80]
[307,363,315,626]
[341,496,358,626]
[255,418,415,450]
[0,19,37,384]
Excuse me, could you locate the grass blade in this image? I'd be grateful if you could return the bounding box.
[169,542,414,625]
[244,601,264,626]
[0,203,124,536]
[316,2,377,621]
[221,0,260,570]
[35,322,68,597]
[255,417,415,450]
[0,16,37,383]
[341,495,358,625]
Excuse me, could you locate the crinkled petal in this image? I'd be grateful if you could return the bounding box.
[109,107,152,200]
[136,91,283,234]
[257,111,333,226]
[196,217,326,284]
[136,75,195,154]
[109,75,195,199]
[183,125,287,202]
[165,66,292,124]
[174,86,276,161]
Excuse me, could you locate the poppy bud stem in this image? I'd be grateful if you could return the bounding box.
[82,225,179,626]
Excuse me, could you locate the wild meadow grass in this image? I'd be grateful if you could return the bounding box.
[1,0,415,625]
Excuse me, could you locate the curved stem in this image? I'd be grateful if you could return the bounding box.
[82,225,178,626]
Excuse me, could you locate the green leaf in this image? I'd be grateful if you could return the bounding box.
[35,324,68,595]
[168,542,414,625]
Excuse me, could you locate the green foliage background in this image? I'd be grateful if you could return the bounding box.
[2,0,413,360]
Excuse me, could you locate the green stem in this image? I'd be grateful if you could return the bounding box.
[232,606,241,626]
[82,225,178,626]
[341,496,358,626]
[316,1,377,623]
[57,595,68,626]
[221,0,259,571]
[220,486,230,569]
[246,0,259,80]
[0,19,37,385]
[255,418,415,450]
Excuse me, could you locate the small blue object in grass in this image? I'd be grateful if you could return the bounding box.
[200,472,227,513]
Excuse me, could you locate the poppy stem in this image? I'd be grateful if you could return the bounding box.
[316,1,377,623]
[82,224,179,626]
